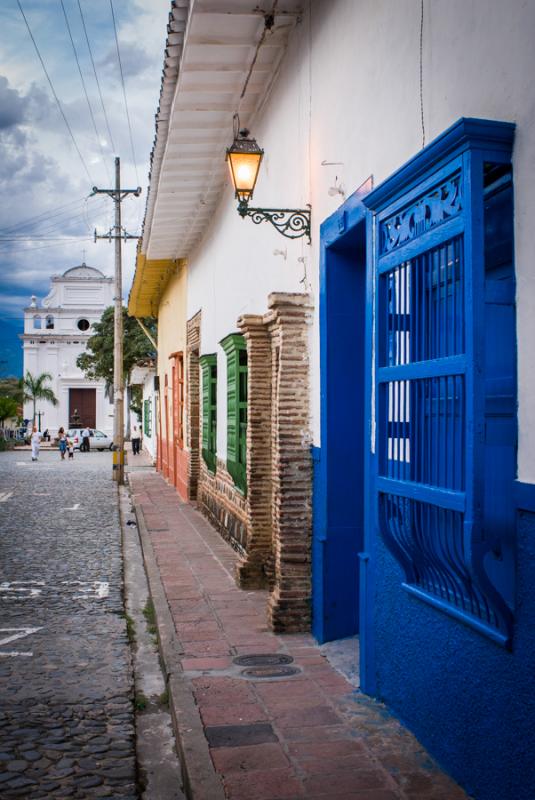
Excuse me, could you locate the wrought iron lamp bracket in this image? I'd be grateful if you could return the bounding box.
[237,201,311,243]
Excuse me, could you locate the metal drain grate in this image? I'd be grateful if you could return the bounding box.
[233,653,294,667]
[241,665,301,679]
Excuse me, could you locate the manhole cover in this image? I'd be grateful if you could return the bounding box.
[241,665,301,679]
[233,653,294,667]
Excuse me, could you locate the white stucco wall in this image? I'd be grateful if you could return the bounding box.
[129,365,157,461]
[185,0,535,479]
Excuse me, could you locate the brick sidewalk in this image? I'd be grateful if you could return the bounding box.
[129,470,468,800]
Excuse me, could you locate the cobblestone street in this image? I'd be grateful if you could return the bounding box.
[0,450,136,799]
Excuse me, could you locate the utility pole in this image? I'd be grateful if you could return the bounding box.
[91,157,140,484]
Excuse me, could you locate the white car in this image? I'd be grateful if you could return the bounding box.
[67,428,114,451]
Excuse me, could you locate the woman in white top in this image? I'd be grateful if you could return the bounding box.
[31,426,42,462]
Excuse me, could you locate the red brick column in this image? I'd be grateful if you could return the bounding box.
[236,314,273,588]
[267,293,313,633]
[186,312,201,500]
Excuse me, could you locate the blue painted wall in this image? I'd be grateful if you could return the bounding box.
[312,194,367,643]
[371,492,535,799]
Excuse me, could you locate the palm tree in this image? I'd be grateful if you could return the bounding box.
[22,371,58,426]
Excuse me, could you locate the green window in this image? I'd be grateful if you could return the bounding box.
[143,398,152,437]
[200,354,217,474]
[220,334,247,494]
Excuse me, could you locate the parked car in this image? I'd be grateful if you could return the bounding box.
[67,428,114,451]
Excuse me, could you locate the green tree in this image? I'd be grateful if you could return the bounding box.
[0,377,23,404]
[22,372,58,424]
[0,396,18,425]
[76,307,157,387]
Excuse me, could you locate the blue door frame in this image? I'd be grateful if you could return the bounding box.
[313,191,375,691]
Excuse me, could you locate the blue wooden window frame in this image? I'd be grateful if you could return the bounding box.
[364,118,516,647]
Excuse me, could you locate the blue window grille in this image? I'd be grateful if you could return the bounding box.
[365,119,516,647]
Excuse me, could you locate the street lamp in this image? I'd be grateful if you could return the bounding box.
[226,118,311,242]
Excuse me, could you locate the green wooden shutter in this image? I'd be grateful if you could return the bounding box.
[220,334,247,494]
[226,348,237,463]
[200,354,217,473]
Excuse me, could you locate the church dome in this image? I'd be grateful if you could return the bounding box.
[62,263,106,279]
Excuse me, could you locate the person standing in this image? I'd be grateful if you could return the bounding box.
[30,426,42,462]
[58,427,67,460]
[81,426,91,453]
[131,425,141,456]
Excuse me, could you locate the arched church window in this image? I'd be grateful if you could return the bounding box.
[33,315,42,330]
[45,315,54,329]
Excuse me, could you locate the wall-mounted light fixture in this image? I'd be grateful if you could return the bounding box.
[226,117,311,242]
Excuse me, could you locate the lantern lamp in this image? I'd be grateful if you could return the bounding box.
[226,118,311,242]
[226,129,264,207]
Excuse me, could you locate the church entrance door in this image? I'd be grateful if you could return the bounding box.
[69,388,96,428]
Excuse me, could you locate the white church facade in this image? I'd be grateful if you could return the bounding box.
[21,264,114,436]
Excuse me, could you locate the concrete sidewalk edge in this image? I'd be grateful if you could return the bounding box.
[133,498,226,800]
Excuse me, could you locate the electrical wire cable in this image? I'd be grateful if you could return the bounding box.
[0,199,109,238]
[77,0,116,155]
[16,0,94,184]
[419,0,426,148]
[59,0,111,184]
[0,236,94,242]
[0,239,94,255]
[0,197,90,235]
[0,201,109,243]
[1,194,109,239]
[109,0,139,185]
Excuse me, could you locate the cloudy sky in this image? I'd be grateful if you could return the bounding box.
[0,0,170,368]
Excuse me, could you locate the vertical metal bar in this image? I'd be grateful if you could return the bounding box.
[445,243,449,357]
[403,261,408,365]
[386,273,390,365]
[421,253,426,361]
[453,239,457,354]
[434,376,438,486]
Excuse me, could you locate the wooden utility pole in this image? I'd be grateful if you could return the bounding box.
[91,157,140,484]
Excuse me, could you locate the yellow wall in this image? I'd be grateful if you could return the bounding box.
[157,262,187,442]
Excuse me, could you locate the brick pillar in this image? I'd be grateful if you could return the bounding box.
[236,314,273,588]
[267,293,313,633]
[186,312,201,500]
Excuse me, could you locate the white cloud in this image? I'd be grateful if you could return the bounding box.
[0,0,171,325]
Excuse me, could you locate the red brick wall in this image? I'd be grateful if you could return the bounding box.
[198,459,248,554]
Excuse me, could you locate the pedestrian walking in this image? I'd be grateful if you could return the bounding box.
[30,426,42,462]
[67,436,75,460]
[58,427,67,460]
[81,426,91,452]
[131,426,141,456]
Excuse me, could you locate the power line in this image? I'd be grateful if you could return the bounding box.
[77,0,116,155]
[0,200,108,244]
[16,0,94,184]
[109,0,139,185]
[59,0,111,184]
[21,198,109,238]
[419,0,426,148]
[0,238,95,254]
[0,197,89,235]
[1,194,109,239]
[0,236,93,242]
